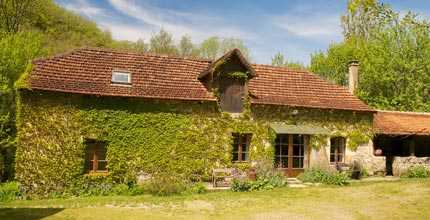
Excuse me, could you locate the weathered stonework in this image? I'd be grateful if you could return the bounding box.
[345,141,386,175]
[309,138,386,175]
[393,157,430,176]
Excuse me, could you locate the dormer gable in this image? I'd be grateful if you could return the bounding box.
[198,49,256,113]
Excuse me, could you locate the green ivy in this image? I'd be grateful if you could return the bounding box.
[15,90,373,197]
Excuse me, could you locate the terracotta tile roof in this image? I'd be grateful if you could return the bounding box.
[29,47,373,112]
[374,111,430,135]
[249,64,372,111]
[30,48,215,101]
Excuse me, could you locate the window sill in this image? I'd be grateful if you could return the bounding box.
[85,171,109,176]
[110,82,132,87]
[232,161,249,163]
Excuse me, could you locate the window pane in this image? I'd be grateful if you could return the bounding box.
[233,152,239,161]
[241,143,248,153]
[242,152,248,161]
[112,71,131,83]
[281,144,288,156]
[275,144,280,155]
[281,157,288,168]
[293,157,303,168]
[337,155,343,163]
[330,154,335,163]
[98,160,108,171]
[293,145,304,156]
[293,134,304,145]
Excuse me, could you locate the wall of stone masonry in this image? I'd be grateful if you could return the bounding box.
[393,157,430,176]
[309,139,386,175]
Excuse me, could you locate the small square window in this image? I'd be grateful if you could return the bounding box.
[330,137,346,163]
[112,71,131,84]
[232,133,251,162]
[85,140,108,173]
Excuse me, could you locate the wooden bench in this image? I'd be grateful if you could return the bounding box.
[212,168,238,187]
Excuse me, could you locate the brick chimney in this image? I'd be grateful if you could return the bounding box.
[348,61,359,94]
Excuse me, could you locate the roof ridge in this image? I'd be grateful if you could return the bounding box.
[81,47,215,62]
[377,110,430,116]
[251,63,310,73]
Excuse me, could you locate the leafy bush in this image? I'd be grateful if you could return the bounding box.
[129,185,146,196]
[298,168,349,186]
[231,179,252,192]
[188,182,207,194]
[110,184,130,196]
[66,175,114,197]
[141,173,187,196]
[404,166,430,178]
[0,181,21,202]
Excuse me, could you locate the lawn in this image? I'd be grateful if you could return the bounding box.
[1,179,430,220]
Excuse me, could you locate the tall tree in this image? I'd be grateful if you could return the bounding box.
[0,0,37,33]
[149,29,178,56]
[199,37,220,60]
[0,32,44,180]
[178,35,197,57]
[311,0,430,111]
[199,37,250,60]
[341,0,380,40]
[271,52,306,70]
[220,38,250,60]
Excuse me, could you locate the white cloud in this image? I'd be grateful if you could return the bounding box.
[98,22,153,42]
[106,0,255,42]
[272,14,342,39]
[64,0,104,17]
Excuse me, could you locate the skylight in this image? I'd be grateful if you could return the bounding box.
[112,71,131,85]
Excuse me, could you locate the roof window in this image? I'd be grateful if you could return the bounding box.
[112,70,131,85]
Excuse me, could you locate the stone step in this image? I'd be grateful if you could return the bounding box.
[286,178,303,184]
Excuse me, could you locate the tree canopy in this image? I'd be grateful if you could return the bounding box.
[311,0,430,111]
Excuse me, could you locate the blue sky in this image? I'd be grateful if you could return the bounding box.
[56,0,430,64]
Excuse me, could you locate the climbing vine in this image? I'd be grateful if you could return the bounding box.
[15,89,373,197]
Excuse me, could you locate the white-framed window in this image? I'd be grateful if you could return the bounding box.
[111,70,131,84]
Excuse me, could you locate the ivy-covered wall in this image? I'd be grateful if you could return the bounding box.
[15,90,374,197]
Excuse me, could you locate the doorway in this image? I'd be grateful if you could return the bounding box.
[274,134,306,177]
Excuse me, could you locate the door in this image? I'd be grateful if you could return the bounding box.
[275,134,306,177]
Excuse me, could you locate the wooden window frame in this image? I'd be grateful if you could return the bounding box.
[232,133,251,162]
[330,137,346,164]
[85,141,108,174]
[275,134,305,169]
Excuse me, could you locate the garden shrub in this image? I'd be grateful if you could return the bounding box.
[141,173,188,196]
[110,184,130,196]
[129,185,146,196]
[66,175,114,197]
[0,181,21,202]
[298,168,349,186]
[231,164,287,192]
[231,179,252,192]
[404,166,430,178]
[188,182,207,194]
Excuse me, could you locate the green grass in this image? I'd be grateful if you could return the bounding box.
[1,179,430,219]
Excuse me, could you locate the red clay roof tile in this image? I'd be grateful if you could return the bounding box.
[374,111,430,135]
[29,47,373,112]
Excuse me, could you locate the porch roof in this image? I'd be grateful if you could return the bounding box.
[374,111,430,136]
[269,123,330,135]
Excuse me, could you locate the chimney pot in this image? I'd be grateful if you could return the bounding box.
[348,61,359,94]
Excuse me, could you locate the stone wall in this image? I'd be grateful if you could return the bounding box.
[345,141,386,175]
[309,139,386,175]
[393,157,430,176]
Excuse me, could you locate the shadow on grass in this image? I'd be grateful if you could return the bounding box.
[0,208,64,220]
